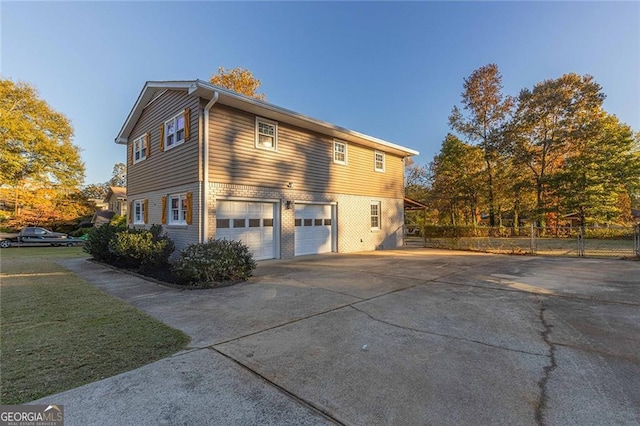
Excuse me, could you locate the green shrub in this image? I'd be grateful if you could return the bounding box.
[583,227,633,240]
[108,226,174,270]
[422,225,537,238]
[173,239,256,287]
[109,215,126,228]
[83,223,125,263]
[83,224,173,269]
[423,225,491,238]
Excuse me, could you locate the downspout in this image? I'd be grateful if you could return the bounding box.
[202,91,219,243]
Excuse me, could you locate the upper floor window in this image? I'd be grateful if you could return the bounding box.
[374,151,385,172]
[165,112,185,150]
[370,201,381,230]
[255,117,277,151]
[133,135,148,164]
[333,140,347,165]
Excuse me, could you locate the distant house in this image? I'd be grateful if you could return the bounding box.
[632,209,640,224]
[91,186,126,227]
[88,198,108,211]
[105,186,127,216]
[115,80,418,259]
[91,210,116,227]
[561,213,582,228]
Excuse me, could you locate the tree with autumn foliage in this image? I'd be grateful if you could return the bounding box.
[497,156,536,232]
[424,66,639,230]
[81,162,127,201]
[1,79,84,188]
[4,185,94,231]
[428,134,485,226]
[0,78,86,229]
[507,73,606,226]
[108,162,127,187]
[210,67,266,101]
[553,114,640,227]
[404,157,429,202]
[449,64,514,227]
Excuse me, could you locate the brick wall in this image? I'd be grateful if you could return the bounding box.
[334,194,404,253]
[130,182,403,259]
[208,183,403,258]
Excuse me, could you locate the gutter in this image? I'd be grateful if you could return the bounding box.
[202,91,219,243]
[190,80,419,157]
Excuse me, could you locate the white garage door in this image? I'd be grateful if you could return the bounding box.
[216,201,276,260]
[295,204,333,256]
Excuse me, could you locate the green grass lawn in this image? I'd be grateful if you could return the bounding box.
[0,246,189,404]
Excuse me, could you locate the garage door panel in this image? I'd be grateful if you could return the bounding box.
[216,201,276,260]
[295,204,333,256]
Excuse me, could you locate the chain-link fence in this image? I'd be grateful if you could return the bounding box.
[405,224,640,259]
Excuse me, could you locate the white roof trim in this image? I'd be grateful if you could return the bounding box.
[115,81,194,144]
[116,80,419,157]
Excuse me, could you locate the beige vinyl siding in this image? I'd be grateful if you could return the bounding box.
[128,90,200,194]
[127,183,200,257]
[208,105,404,199]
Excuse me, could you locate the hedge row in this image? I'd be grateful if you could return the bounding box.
[83,224,255,287]
[421,225,635,239]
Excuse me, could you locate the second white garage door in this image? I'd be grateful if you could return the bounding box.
[295,204,334,256]
[215,201,276,260]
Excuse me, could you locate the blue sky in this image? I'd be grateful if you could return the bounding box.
[2,1,639,185]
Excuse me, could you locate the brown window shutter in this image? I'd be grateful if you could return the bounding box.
[145,133,150,158]
[130,143,134,165]
[184,108,191,141]
[128,201,133,224]
[160,123,165,152]
[161,196,167,224]
[186,192,193,224]
[143,199,148,224]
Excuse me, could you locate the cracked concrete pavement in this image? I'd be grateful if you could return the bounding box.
[32,248,640,425]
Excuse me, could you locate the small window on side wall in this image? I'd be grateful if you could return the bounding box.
[374,151,385,172]
[255,117,277,151]
[333,140,347,165]
[132,135,148,164]
[133,199,147,224]
[370,201,381,230]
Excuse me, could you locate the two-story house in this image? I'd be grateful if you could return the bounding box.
[115,80,418,260]
[105,186,127,216]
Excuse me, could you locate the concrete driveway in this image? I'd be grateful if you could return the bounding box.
[35,249,639,425]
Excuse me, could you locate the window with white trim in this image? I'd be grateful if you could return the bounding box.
[333,140,347,165]
[370,201,381,230]
[169,194,188,225]
[374,151,385,172]
[255,117,277,151]
[133,135,147,163]
[133,200,145,224]
[165,112,185,150]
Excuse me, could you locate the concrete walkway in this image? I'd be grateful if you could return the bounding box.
[32,249,640,425]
